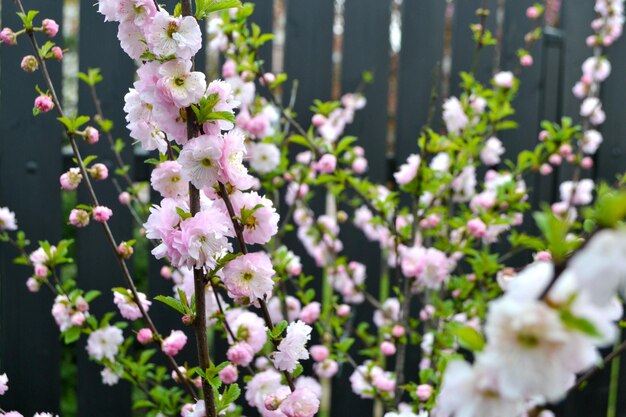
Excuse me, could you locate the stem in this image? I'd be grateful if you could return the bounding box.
[573,334,626,391]
[13,0,197,398]
[606,330,621,417]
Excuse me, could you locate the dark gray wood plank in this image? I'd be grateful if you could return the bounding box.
[250,0,274,71]
[0,0,63,414]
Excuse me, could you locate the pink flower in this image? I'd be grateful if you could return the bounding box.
[51,46,63,60]
[493,71,514,88]
[313,359,339,378]
[178,134,223,189]
[227,342,254,366]
[42,19,59,37]
[147,11,202,59]
[157,59,206,107]
[60,168,82,190]
[443,97,468,134]
[526,6,540,19]
[223,252,275,303]
[467,218,487,238]
[582,57,612,82]
[0,27,16,45]
[0,207,18,231]
[85,126,99,144]
[272,320,311,372]
[151,161,188,198]
[0,373,8,395]
[336,304,351,317]
[113,289,151,321]
[559,179,594,206]
[580,130,603,154]
[310,345,329,362]
[34,95,54,112]
[137,328,153,344]
[316,154,337,174]
[279,388,320,417]
[69,209,90,227]
[312,114,326,127]
[118,191,131,205]
[227,191,279,245]
[92,206,113,222]
[394,154,421,185]
[222,59,237,78]
[33,264,48,277]
[380,341,396,356]
[249,142,281,174]
[520,54,533,67]
[416,384,433,401]
[176,207,233,270]
[89,163,109,180]
[26,277,41,292]
[218,364,238,384]
[220,129,255,190]
[20,55,38,72]
[162,330,187,356]
[299,302,321,324]
[480,137,505,166]
[392,325,405,337]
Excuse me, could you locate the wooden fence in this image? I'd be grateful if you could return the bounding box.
[1,0,625,416]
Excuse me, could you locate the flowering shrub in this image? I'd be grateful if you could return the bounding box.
[1,1,626,417]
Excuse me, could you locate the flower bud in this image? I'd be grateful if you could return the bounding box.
[118,191,131,205]
[526,6,540,19]
[84,126,100,144]
[51,46,63,60]
[42,19,59,37]
[310,345,329,362]
[336,304,351,317]
[136,328,153,344]
[0,27,17,45]
[380,341,396,356]
[520,54,533,67]
[69,208,90,227]
[92,206,113,222]
[218,364,238,384]
[26,277,41,292]
[20,55,38,73]
[117,241,134,259]
[89,163,109,180]
[416,384,433,401]
[34,94,54,112]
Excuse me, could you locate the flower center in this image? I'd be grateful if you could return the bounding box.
[201,158,213,167]
[166,22,179,38]
[517,331,540,348]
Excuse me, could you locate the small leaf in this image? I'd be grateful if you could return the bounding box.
[154,295,186,314]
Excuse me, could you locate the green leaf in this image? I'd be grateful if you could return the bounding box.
[84,290,102,303]
[288,135,314,150]
[216,384,241,413]
[196,0,242,19]
[154,295,186,314]
[560,309,601,338]
[334,337,355,353]
[448,324,485,352]
[63,326,81,344]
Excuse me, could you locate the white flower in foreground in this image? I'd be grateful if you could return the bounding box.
[86,326,124,361]
[443,97,468,134]
[272,320,312,372]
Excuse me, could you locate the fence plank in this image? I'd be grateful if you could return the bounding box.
[249,0,274,71]
[75,3,135,416]
[282,0,334,122]
[0,0,64,414]
[395,1,446,161]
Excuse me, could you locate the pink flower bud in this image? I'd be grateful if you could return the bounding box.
[452,288,461,298]
[181,404,193,416]
[526,6,540,19]
[26,277,41,292]
[71,312,85,326]
[218,364,238,384]
[20,55,38,73]
[160,266,172,279]
[539,163,553,176]
[581,156,593,169]
[117,242,134,259]
[222,59,236,78]
[76,297,89,312]
[538,130,549,141]
[419,358,431,370]
[171,366,187,382]
[380,341,396,356]
[161,330,187,356]
[227,342,254,366]
[262,72,276,85]
[493,71,514,89]
[520,54,533,67]
[416,384,433,401]
[392,325,405,338]
[34,94,54,112]
[312,114,327,127]
[90,163,108,180]
[535,251,552,262]
[69,208,90,227]
[352,157,368,174]
[0,27,16,45]
[566,153,576,163]
[336,304,351,317]
[549,154,562,165]
[92,206,112,222]
[310,345,329,362]
[60,168,82,190]
[42,19,59,37]
[84,126,99,144]
[51,46,63,60]
[467,218,487,238]
[559,143,573,156]
[300,301,321,324]
[137,328,153,344]
[316,154,337,174]
[34,264,48,278]
[181,314,193,326]
[581,73,593,85]
[118,191,131,205]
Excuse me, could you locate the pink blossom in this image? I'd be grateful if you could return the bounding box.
[220,129,255,189]
[223,252,275,303]
[113,289,151,321]
[0,27,16,45]
[337,304,351,317]
[580,130,603,154]
[219,364,239,384]
[443,97,468,134]
[480,137,505,166]
[314,359,339,378]
[279,388,320,417]
[582,56,612,82]
[391,325,405,338]
[60,168,82,190]
[249,142,281,174]
[42,19,59,37]
[92,206,113,222]
[312,114,326,127]
[162,330,187,356]
[310,345,329,362]
[118,191,131,205]
[89,163,109,180]
[84,126,99,144]
[176,207,232,270]
[416,384,433,401]
[222,59,237,78]
[0,207,17,231]
[467,218,487,238]
[26,277,41,292]
[227,342,254,366]
[178,133,223,189]
[493,71,514,88]
[86,326,124,361]
[0,373,8,395]
[559,179,594,206]
[540,164,553,175]
[316,154,337,174]
[581,156,593,169]
[526,6,540,19]
[372,373,396,392]
[520,54,534,67]
[34,95,54,112]
[394,154,421,185]
[147,11,202,59]
[151,161,188,198]
[137,328,153,344]
[20,55,38,72]
[299,302,321,324]
[228,191,279,245]
[272,320,311,372]
[69,209,90,227]
[352,156,368,174]
[157,59,206,107]
[380,341,396,356]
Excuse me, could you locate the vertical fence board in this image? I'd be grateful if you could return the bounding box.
[282,0,334,122]
[75,4,135,416]
[0,1,64,414]
[250,0,274,70]
[395,1,446,161]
